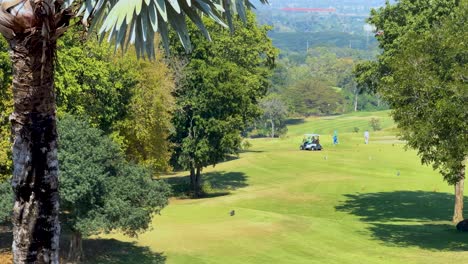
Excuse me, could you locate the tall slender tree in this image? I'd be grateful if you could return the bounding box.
[0,0,267,262]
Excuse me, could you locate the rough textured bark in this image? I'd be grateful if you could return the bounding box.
[0,1,72,262]
[453,160,466,224]
[10,30,60,263]
[453,177,464,224]
[67,232,83,263]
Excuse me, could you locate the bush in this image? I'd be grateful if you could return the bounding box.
[353,127,360,133]
[241,139,252,151]
[0,181,13,224]
[201,181,214,194]
[369,118,382,131]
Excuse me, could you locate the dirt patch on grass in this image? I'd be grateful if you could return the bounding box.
[0,252,12,264]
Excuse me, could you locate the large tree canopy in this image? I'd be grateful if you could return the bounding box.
[383,3,467,184]
[58,114,170,239]
[170,11,276,196]
[355,0,467,222]
[55,28,138,133]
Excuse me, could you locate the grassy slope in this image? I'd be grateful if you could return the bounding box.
[105,111,468,264]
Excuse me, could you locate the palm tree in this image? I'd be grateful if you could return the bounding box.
[0,0,267,262]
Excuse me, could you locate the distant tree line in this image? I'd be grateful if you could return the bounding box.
[251,44,388,138]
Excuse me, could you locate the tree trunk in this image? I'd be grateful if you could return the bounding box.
[189,167,201,197]
[190,167,196,194]
[195,167,202,196]
[189,167,202,197]
[453,177,464,224]
[270,120,275,138]
[10,30,60,263]
[67,232,83,263]
[453,158,467,224]
[353,91,358,112]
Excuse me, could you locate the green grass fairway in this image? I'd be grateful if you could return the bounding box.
[103,111,468,264]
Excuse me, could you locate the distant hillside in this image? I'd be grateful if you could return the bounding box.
[269,31,378,53]
[252,0,390,15]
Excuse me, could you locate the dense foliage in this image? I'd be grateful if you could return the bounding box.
[55,29,175,173]
[0,181,12,223]
[58,114,170,237]
[114,51,175,173]
[56,29,138,133]
[0,115,171,234]
[170,12,276,195]
[285,79,344,116]
[355,0,466,222]
[356,0,467,184]
[0,38,11,182]
[255,95,289,138]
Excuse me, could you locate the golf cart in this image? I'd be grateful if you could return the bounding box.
[300,134,322,151]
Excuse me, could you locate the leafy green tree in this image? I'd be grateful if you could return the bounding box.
[171,12,276,197]
[285,79,344,116]
[58,114,170,262]
[115,47,175,173]
[0,37,11,183]
[368,118,381,131]
[0,0,265,261]
[55,30,138,133]
[259,95,288,138]
[0,181,12,224]
[356,0,467,223]
[56,29,175,173]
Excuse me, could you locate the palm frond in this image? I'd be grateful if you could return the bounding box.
[64,0,268,58]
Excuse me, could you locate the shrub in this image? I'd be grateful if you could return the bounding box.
[201,181,214,194]
[369,118,382,131]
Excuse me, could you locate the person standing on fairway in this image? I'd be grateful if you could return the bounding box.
[364,130,370,144]
[333,130,338,145]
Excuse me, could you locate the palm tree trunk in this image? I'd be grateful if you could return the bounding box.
[10,30,60,263]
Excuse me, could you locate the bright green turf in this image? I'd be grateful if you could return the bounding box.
[101,111,468,264]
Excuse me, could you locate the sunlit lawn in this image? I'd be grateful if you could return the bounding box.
[99,111,468,264]
[3,111,465,263]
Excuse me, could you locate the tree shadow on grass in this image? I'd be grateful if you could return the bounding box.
[166,171,248,198]
[285,118,305,125]
[204,171,248,190]
[81,238,166,264]
[335,191,468,251]
[0,230,166,263]
[239,150,264,153]
[0,229,11,253]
